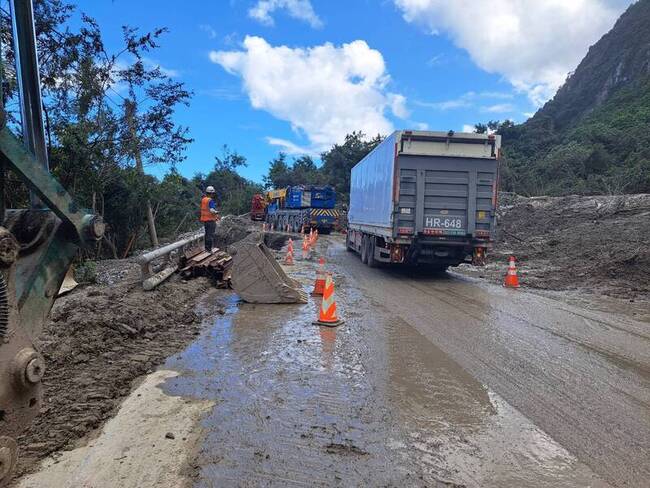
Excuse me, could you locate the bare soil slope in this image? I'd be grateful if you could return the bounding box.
[12,272,226,481]
[459,193,650,298]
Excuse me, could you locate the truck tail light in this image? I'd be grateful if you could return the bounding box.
[475,230,490,238]
[398,227,414,235]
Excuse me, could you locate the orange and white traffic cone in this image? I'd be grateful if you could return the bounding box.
[285,240,295,266]
[504,256,520,288]
[311,258,326,296]
[300,224,305,234]
[313,273,343,327]
[302,238,310,259]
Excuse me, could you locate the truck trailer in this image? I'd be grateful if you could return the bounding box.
[266,185,339,233]
[347,130,500,269]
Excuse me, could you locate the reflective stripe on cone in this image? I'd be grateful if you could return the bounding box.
[313,273,343,327]
[504,256,520,288]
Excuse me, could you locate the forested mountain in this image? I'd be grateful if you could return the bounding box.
[500,0,650,195]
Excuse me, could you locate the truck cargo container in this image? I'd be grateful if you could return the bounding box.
[266,185,339,233]
[347,130,500,269]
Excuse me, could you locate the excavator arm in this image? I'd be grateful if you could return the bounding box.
[0,1,103,483]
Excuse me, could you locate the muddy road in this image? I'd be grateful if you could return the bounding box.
[19,234,649,487]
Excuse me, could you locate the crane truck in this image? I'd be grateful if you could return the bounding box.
[265,185,339,233]
[347,130,500,269]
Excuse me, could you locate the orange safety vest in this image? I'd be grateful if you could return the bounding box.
[200,196,217,222]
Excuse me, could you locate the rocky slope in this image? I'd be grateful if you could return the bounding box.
[501,0,650,195]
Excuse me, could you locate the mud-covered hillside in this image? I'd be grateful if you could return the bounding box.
[460,193,650,300]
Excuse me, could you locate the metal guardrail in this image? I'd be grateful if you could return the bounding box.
[136,233,204,290]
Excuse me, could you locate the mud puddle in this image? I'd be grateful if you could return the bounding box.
[161,240,608,487]
[383,314,607,487]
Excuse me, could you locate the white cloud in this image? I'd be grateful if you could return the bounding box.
[417,98,471,111]
[249,0,323,28]
[480,91,514,100]
[266,137,318,156]
[200,87,242,101]
[417,90,515,111]
[415,122,429,130]
[199,24,217,39]
[482,103,515,114]
[141,57,179,78]
[426,54,445,67]
[389,93,410,118]
[394,0,634,105]
[462,124,476,133]
[210,36,405,152]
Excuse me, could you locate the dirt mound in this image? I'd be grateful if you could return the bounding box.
[264,231,290,250]
[93,259,140,286]
[14,276,228,480]
[214,215,253,248]
[460,193,650,298]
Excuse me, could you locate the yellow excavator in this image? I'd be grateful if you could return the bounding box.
[0,1,104,483]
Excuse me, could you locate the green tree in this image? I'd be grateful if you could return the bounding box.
[196,146,263,215]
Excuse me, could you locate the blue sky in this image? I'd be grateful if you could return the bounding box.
[72,0,633,183]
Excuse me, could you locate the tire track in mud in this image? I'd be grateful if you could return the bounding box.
[161,265,456,487]
[332,237,649,487]
[397,276,650,376]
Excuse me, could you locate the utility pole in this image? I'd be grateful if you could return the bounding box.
[125,99,159,248]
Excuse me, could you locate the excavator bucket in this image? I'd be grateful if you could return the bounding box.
[230,233,307,304]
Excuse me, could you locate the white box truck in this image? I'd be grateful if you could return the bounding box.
[346,130,501,269]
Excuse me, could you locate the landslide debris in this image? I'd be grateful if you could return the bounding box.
[13,275,226,480]
[213,215,252,248]
[459,193,650,298]
[212,214,289,251]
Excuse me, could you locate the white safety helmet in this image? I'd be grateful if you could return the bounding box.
[205,186,215,194]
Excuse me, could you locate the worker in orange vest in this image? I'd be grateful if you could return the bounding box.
[200,186,220,252]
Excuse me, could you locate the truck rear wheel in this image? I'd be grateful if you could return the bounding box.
[360,235,368,264]
[366,237,378,268]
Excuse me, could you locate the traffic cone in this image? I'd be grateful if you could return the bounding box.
[311,257,326,296]
[300,224,305,234]
[313,273,343,327]
[302,238,310,259]
[288,238,294,253]
[285,241,295,266]
[504,256,520,288]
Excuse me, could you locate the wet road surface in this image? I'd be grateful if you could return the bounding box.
[159,235,650,487]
